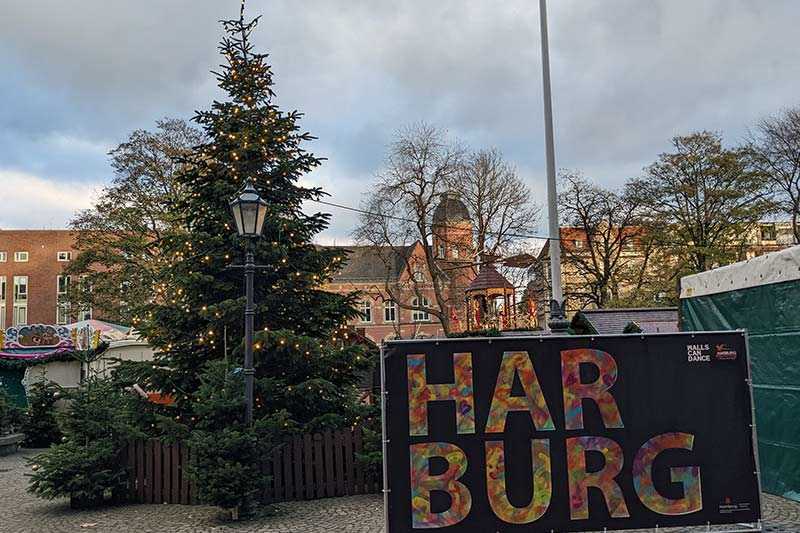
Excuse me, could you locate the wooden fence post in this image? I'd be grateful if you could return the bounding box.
[303,433,314,500]
[354,426,365,494]
[313,433,325,499]
[292,436,303,500]
[344,428,355,496]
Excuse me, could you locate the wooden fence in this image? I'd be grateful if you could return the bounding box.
[124,426,379,505]
[124,439,196,504]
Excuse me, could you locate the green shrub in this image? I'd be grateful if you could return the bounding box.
[0,387,22,435]
[27,376,142,508]
[21,379,62,448]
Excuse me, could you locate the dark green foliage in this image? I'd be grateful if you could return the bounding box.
[33,9,370,515]
[353,401,383,484]
[128,10,359,408]
[27,377,144,507]
[0,386,23,435]
[569,311,598,335]
[623,321,643,334]
[188,329,373,513]
[21,379,62,448]
[246,329,373,430]
[188,360,276,514]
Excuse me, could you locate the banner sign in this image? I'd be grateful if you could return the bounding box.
[382,332,761,532]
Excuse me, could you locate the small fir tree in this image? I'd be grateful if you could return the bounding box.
[188,329,372,515]
[21,378,62,448]
[0,387,22,435]
[27,376,144,508]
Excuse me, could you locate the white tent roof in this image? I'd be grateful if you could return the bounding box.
[680,245,800,299]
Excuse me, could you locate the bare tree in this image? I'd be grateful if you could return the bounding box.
[557,172,647,308]
[449,148,540,259]
[353,123,464,334]
[748,107,800,243]
[353,124,539,335]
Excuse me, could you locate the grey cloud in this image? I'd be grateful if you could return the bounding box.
[0,0,798,241]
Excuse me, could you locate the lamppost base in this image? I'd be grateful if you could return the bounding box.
[548,299,570,334]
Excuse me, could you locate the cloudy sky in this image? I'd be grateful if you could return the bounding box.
[1,0,798,243]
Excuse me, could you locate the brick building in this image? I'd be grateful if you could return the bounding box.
[532,221,799,325]
[0,192,483,342]
[321,193,477,343]
[0,230,86,328]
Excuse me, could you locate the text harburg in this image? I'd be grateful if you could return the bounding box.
[405,349,702,528]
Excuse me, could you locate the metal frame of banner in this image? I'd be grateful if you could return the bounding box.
[380,331,766,533]
[380,342,390,533]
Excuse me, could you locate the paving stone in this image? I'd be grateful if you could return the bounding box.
[2,450,797,532]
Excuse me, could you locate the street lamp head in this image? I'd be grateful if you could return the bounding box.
[229,178,268,238]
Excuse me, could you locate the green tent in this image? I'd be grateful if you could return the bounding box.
[681,245,800,501]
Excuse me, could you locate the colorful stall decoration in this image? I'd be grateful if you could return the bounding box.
[0,324,75,361]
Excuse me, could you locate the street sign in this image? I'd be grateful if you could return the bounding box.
[381,332,761,532]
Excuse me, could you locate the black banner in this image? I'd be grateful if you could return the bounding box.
[383,332,761,532]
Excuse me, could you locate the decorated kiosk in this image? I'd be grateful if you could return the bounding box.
[0,321,129,407]
[464,264,518,331]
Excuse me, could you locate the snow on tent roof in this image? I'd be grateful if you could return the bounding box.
[680,245,800,299]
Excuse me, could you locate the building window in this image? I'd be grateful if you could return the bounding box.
[412,270,425,282]
[0,276,5,327]
[437,244,446,258]
[760,224,776,241]
[13,276,28,326]
[78,275,92,321]
[452,248,459,259]
[412,296,430,322]
[57,306,70,325]
[57,275,70,295]
[57,251,72,261]
[358,300,372,323]
[0,252,6,262]
[14,251,29,262]
[383,300,397,323]
[57,275,71,324]
[574,240,584,249]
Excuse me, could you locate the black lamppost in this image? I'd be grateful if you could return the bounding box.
[229,179,268,426]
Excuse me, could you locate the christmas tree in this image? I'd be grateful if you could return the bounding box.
[130,6,360,404]
[27,376,143,508]
[119,5,373,514]
[21,377,62,448]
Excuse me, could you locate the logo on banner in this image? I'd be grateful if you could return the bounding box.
[687,343,711,362]
[715,344,738,361]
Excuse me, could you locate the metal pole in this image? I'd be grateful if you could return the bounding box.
[539,0,568,331]
[243,243,255,426]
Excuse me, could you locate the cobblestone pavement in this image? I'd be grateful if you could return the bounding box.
[2,450,798,532]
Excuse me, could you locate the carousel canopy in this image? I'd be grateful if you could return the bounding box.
[0,320,131,362]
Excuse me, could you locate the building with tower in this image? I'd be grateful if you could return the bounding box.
[321,192,478,343]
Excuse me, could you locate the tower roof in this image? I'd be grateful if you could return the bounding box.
[432,192,470,225]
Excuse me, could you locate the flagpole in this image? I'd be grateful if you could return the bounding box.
[539,0,568,332]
